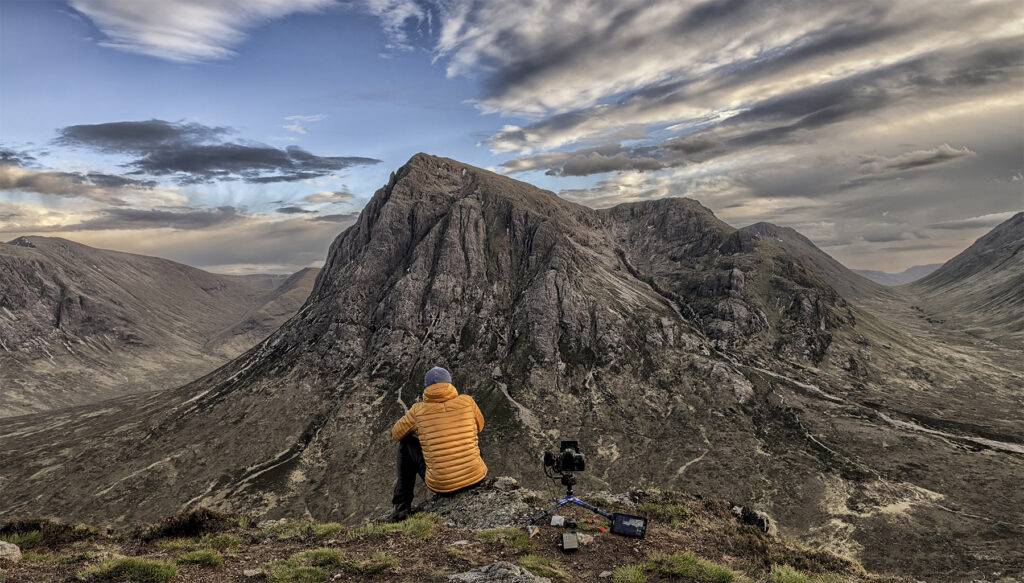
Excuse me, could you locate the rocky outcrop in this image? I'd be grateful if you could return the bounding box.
[449,562,551,583]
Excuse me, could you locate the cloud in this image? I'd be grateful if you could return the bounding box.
[303,190,355,203]
[312,212,360,223]
[57,119,229,151]
[0,163,158,201]
[55,119,381,184]
[66,206,246,231]
[284,114,326,122]
[69,0,335,63]
[282,114,325,136]
[927,211,1020,230]
[858,144,976,175]
[0,147,37,166]
[276,206,317,214]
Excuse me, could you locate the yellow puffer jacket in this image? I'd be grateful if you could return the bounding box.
[392,383,487,493]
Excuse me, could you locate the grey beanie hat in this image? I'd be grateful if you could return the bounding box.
[424,366,452,388]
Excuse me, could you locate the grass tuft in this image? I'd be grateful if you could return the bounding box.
[177,549,222,567]
[473,528,531,554]
[343,552,399,575]
[77,558,177,582]
[518,554,567,579]
[294,548,344,567]
[0,530,43,549]
[346,513,441,541]
[612,565,648,583]
[646,552,735,583]
[199,533,241,551]
[769,565,813,583]
[637,501,693,528]
[262,558,329,583]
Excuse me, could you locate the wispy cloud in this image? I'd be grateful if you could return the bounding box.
[303,190,354,203]
[69,0,335,63]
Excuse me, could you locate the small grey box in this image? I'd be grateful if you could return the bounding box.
[560,532,580,552]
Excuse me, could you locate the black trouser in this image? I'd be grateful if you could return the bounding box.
[392,435,426,506]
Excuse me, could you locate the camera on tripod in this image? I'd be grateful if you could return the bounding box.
[543,440,585,473]
[530,439,647,539]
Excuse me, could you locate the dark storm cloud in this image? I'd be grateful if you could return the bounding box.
[276,206,317,214]
[131,143,380,184]
[67,206,245,231]
[0,147,37,166]
[55,119,381,184]
[56,119,230,152]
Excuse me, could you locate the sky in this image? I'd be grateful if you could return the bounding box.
[0,0,1021,274]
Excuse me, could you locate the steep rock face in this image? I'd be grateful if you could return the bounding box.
[740,222,889,304]
[0,238,313,416]
[0,155,1021,582]
[907,212,1023,345]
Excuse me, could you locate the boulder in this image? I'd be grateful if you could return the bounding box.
[0,540,21,563]
[449,561,551,582]
[731,504,778,536]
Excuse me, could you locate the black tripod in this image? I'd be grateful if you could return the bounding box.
[527,471,611,525]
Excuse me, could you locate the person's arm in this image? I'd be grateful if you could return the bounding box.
[392,407,417,441]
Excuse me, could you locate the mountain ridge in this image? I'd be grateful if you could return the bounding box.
[0,154,1020,582]
[0,236,315,417]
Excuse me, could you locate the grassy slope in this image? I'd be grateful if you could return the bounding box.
[0,495,910,583]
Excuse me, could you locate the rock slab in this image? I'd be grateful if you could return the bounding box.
[449,561,551,582]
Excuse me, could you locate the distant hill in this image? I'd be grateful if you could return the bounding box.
[853,264,941,286]
[739,222,888,302]
[908,212,1024,345]
[0,237,315,417]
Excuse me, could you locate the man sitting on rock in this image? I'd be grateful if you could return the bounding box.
[389,366,488,521]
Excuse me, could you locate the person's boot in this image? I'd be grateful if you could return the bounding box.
[388,502,411,522]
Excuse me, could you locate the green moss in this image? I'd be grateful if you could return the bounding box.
[77,558,177,582]
[612,565,648,583]
[178,549,222,566]
[518,554,567,579]
[473,528,532,554]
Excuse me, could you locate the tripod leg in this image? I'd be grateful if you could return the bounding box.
[527,500,569,525]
